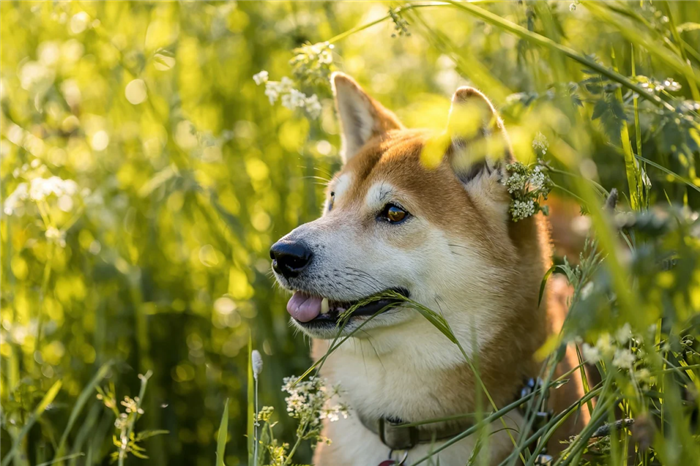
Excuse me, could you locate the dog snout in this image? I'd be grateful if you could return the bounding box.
[269,240,313,278]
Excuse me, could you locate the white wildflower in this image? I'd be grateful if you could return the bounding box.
[595,333,614,358]
[264,81,282,104]
[261,75,322,119]
[612,348,635,369]
[253,70,268,85]
[114,413,129,430]
[263,77,294,105]
[3,182,29,215]
[29,176,78,201]
[320,403,348,422]
[635,368,651,383]
[664,78,681,92]
[305,94,322,119]
[45,226,66,247]
[529,166,546,190]
[290,42,334,83]
[582,343,601,363]
[532,132,549,156]
[505,172,526,194]
[120,396,144,415]
[511,199,536,221]
[279,77,294,91]
[615,323,632,345]
[281,88,306,110]
[281,376,347,425]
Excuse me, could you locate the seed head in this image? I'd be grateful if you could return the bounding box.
[252,349,263,378]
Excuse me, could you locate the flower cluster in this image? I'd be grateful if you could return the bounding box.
[532,132,549,156]
[504,161,552,221]
[636,75,682,93]
[253,72,323,119]
[121,396,144,415]
[389,7,411,37]
[96,371,165,463]
[290,41,334,85]
[281,375,348,428]
[4,175,79,216]
[582,324,652,383]
[4,170,85,247]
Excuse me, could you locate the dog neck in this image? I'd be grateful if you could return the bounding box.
[313,305,544,425]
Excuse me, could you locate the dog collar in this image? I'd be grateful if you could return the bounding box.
[358,414,474,451]
[357,378,552,453]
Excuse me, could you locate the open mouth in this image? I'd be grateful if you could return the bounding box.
[287,288,409,327]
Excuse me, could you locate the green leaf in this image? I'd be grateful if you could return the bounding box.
[216,399,229,466]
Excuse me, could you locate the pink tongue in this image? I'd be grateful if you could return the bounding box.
[287,292,322,322]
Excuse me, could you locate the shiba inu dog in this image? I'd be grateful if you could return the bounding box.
[270,73,589,465]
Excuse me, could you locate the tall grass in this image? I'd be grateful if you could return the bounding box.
[2,1,700,464]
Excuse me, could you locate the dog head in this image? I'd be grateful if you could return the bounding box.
[271,73,533,346]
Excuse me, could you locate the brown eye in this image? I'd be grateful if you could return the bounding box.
[382,204,409,224]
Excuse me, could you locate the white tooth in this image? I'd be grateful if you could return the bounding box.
[321,298,329,314]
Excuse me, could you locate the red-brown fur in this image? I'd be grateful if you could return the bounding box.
[283,74,589,464]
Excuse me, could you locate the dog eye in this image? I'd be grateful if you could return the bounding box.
[381,204,409,224]
[328,192,335,211]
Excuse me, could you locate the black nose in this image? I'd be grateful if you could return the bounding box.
[269,240,312,278]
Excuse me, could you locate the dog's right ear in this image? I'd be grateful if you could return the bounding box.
[332,72,403,163]
[446,87,514,223]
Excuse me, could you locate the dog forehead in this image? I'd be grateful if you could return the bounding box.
[336,130,443,200]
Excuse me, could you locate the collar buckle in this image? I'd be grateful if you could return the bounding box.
[378,417,420,450]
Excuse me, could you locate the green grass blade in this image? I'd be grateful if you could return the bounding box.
[443,0,674,111]
[538,265,557,308]
[2,380,62,466]
[216,399,229,466]
[634,154,700,194]
[611,47,642,211]
[678,22,700,33]
[37,454,85,466]
[584,2,700,91]
[247,335,255,466]
[54,362,113,462]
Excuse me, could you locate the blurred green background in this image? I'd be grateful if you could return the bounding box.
[2,1,700,465]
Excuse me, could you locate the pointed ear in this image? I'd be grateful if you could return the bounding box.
[446,87,513,185]
[332,72,403,163]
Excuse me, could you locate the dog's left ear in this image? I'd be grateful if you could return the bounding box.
[446,87,513,215]
[332,72,404,163]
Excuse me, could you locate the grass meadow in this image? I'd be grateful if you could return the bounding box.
[2,1,700,465]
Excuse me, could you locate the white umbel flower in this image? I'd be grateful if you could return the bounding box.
[253,70,268,85]
[612,348,636,369]
[582,343,601,363]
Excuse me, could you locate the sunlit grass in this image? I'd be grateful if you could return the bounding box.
[2,1,700,464]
